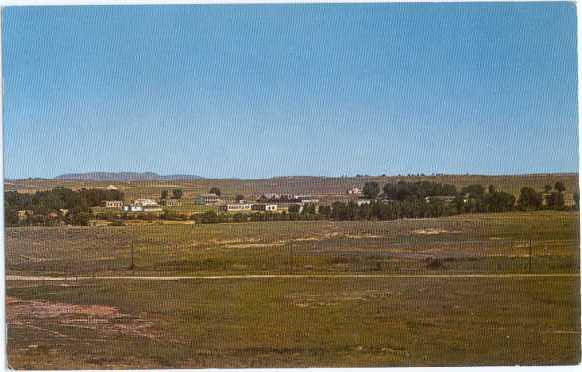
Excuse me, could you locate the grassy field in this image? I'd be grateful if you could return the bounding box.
[5,211,581,368]
[6,211,579,277]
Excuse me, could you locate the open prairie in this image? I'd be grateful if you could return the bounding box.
[6,211,580,368]
[4,2,580,370]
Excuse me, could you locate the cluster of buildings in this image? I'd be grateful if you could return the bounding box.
[221,202,279,212]
[194,192,319,213]
[541,192,576,207]
[103,198,163,212]
[102,181,577,216]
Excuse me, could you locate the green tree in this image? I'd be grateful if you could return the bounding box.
[555,181,566,193]
[288,204,301,214]
[69,212,90,226]
[301,203,316,215]
[318,205,332,216]
[484,191,515,212]
[546,191,565,210]
[517,187,543,210]
[363,182,380,199]
[172,189,183,199]
[235,194,245,202]
[5,209,19,226]
[462,184,485,199]
[209,187,221,196]
[161,190,169,200]
[544,184,552,193]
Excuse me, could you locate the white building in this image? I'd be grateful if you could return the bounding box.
[162,198,182,207]
[424,196,456,204]
[142,205,163,212]
[104,200,123,209]
[222,204,253,212]
[356,199,372,206]
[122,198,161,212]
[252,204,278,212]
[347,187,362,195]
[123,205,143,212]
[196,194,221,205]
[134,198,159,207]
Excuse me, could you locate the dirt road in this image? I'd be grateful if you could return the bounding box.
[6,273,580,281]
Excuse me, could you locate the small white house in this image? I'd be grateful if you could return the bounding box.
[356,199,372,207]
[162,198,182,207]
[104,200,123,209]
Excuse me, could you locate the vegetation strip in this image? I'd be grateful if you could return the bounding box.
[7,273,579,281]
[5,179,578,227]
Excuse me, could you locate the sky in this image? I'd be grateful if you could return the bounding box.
[2,3,579,179]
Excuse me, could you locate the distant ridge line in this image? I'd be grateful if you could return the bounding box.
[5,171,577,182]
[54,172,204,181]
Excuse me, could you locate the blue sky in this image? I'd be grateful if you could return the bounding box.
[2,3,578,179]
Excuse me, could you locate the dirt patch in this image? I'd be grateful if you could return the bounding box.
[411,228,450,235]
[343,234,382,239]
[324,232,382,239]
[156,220,195,225]
[6,296,158,339]
[226,243,285,249]
[211,238,261,245]
[286,289,393,308]
[7,296,119,318]
[18,255,63,263]
[290,237,319,242]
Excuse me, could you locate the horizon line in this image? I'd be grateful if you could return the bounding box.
[4,171,580,182]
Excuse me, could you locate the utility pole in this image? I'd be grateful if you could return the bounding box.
[129,244,135,270]
[528,240,533,273]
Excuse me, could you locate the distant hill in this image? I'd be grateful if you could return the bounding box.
[55,172,204,181]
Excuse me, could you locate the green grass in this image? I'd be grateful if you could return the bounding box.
[6,212,579,276]
[5,211,581,368]
[7,276,580,368]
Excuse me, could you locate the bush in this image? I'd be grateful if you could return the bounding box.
[110,219,125,226]
[69,212,90,226]
[425,257,444,270]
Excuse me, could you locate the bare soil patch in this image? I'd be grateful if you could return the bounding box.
[411,228,454,235]
[6,296,158,339]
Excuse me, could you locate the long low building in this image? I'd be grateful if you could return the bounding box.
[221,203,252,212]
[252,204,278,212]
[104,200,123,209]
[196,193,221,205]
[424,195,457,204]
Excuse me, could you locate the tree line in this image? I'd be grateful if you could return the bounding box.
[191,180,577,224]
[4,180,578,227]
[5,187,123,226]
[160,189,183,200]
